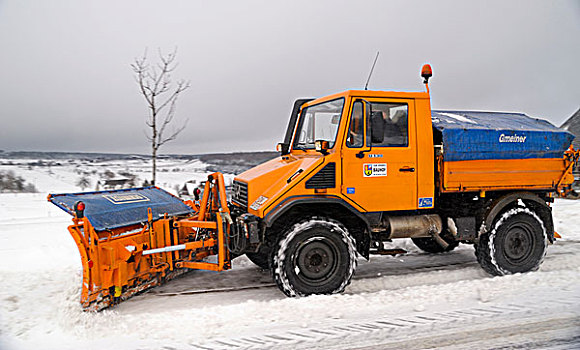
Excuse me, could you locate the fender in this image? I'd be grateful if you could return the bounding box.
[481,191,554,242]
[263,195,372,258]
[264,195,370,228]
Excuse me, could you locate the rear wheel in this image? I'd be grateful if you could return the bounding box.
[476,207,547,275]
[272,217,357,297]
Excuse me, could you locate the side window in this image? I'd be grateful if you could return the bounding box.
[371,103,408,147]
[346,101,364,148]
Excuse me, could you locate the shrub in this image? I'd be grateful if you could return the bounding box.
[0,171,38,193]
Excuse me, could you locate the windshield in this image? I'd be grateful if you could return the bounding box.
[292,98,345,150]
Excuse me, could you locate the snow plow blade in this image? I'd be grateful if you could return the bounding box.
[48,173,232,311]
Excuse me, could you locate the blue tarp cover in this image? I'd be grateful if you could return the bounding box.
[48,186,194,231]
[431,110,575,161]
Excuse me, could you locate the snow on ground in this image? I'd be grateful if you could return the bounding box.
[1,161,579,349]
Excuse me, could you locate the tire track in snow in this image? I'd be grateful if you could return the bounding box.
[187,291,580,350]
[149,244,580,298]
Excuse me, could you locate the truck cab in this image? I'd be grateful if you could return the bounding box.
[233,90,435,217]
[230,89,441,295]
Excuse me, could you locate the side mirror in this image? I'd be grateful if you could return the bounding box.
[277,142,290,155]
[371,111,384,144]
[315,140,330,154]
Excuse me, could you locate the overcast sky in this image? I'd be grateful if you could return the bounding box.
[0,0,579,155]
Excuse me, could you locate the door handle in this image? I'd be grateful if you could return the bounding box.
[399,167,415,172]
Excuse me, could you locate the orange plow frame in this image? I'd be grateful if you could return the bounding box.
[61,173,232,311]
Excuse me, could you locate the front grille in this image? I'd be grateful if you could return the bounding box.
[305,162,336,189]
[232,180,248,210]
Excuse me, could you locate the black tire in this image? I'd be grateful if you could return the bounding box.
[245,251,270,270]
[476,207,547,276]
[411,235,459,253]
[272,217,357,297]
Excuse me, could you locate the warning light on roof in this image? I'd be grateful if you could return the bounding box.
[421,64,432,93]
[421,64,432,83]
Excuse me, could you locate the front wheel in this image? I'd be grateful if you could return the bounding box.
[272,217,357,297]
[476,207,548,276]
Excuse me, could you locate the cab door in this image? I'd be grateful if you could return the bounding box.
[341,97,418,212]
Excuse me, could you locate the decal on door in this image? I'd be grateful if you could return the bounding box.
[363,163,387,177]
[418,197,434,208]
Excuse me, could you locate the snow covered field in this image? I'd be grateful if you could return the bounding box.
[1,160,579,349]
[0,156,235,194]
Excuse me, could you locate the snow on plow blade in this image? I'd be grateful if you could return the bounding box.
[48,175,232,311]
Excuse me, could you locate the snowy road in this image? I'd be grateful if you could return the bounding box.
[1,194,579,349]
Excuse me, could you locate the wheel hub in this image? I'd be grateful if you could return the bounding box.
[297,240,336,281]
[504,225,533,262]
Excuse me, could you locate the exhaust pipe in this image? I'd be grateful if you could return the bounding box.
[386,214,443,239]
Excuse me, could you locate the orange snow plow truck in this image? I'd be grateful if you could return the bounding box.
[49,65,578,311]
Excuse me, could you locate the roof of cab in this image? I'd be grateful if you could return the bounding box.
[302,90,429,108]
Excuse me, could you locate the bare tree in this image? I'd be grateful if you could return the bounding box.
[76,176,90,191]
[131,48,189,185]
